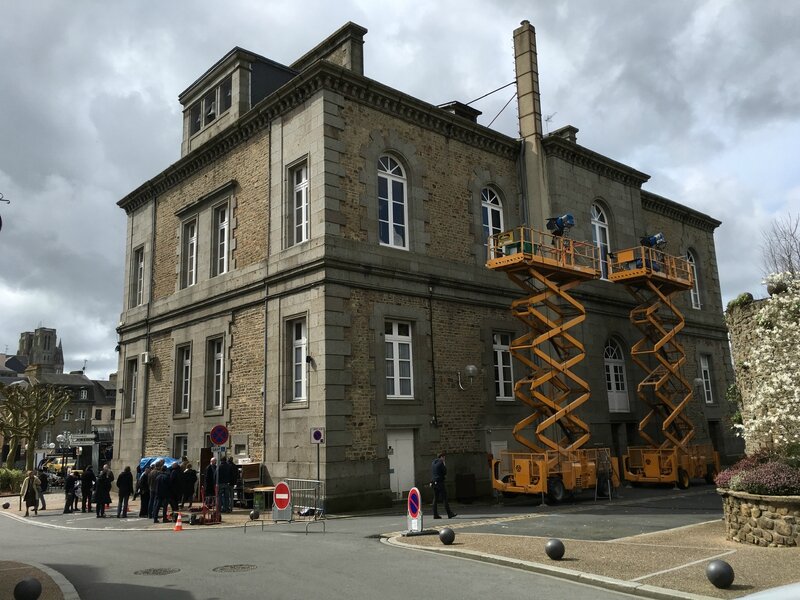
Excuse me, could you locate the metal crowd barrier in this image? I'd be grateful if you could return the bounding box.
[244,478,325,534]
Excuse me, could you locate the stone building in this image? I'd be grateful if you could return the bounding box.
[114,21,739,510]
[17,327,64,375]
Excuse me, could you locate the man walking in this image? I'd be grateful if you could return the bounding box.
[431,452,456,519]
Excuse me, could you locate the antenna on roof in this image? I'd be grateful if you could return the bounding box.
[82,359,88,372]
[544,112,557,133]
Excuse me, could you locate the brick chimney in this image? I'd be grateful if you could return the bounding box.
[514,20,550,229]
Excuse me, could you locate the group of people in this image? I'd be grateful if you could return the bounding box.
[203,456,238,512]
[62,464,125,517]
[134,459,198,523]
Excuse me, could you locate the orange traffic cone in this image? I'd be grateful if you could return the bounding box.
[173,512,183,532]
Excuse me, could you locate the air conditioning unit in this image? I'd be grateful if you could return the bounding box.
[140,352,151,365]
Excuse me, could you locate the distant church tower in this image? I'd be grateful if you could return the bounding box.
[17,327,64,374]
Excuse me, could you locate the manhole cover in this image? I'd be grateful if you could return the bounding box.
[134,568,181,576]
[213,564,258,573]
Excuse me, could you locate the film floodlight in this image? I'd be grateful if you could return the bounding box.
[640,232,666,249]
[546,213,575,237]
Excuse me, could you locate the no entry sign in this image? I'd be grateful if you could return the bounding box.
[274,481,291,510]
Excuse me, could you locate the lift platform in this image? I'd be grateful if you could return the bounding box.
[609,242,719,488]
[487,224,620,501]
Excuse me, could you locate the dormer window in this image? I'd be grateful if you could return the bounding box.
[189,76,232,136]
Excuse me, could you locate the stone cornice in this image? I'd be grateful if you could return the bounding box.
[641,190,721,232]
[542,136,651,187]
[118,62,519,214]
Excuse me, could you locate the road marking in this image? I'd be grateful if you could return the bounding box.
[629,549,737,582]
[608,518,723,543]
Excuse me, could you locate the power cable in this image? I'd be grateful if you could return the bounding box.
[466,81,515,106]
[488,92,517,128]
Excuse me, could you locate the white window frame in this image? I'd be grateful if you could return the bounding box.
[290,162,310,246]
[385,320,413,398]
[77,408,87,421]
[182,219,198,288]
[174,435,188,460]
[62,411,70,422]
[211,202,229,277]
[177,345,192,413]
[604,339,629,412]
[377,155,408,250]
[700,354,714,404]
[189,76,233,136]
[492,332,514,401]
[687,250,701,309]
[79,389,87,400]
[289,318,307,403]
[482,187,504,247]
[207,338,224,411]
[132,247,145,307]
[43,430,52,446]
[125,358,138,419]
[591,203,610,279]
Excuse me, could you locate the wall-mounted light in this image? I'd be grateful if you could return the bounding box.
[458,364,479,390]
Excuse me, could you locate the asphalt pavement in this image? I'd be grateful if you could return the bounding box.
[1,483,798,600]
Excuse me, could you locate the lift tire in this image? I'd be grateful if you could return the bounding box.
[501,475,519,499]
[677,468,690,490]
[547,478,567,503]
[704,465,718,485]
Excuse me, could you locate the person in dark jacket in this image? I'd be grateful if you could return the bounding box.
[81,466,96,513]
[153,466,170,523]
[116,466,134,518]
[135,466,151,517]
[181,463,198,509]
[204,457,217,507]
[95,471,112,517]
[431,452,456,519]
[37,468,49,510]
[147,460,163,518]
[218,457,234,512]
[168,462,182,519]
[63,471,76,514]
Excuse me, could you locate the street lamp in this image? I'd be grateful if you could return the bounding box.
[55,434,70,476]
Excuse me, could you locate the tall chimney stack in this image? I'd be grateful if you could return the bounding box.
[514,20,550,229]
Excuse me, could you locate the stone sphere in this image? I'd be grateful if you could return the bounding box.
[545,538,565,560]
[13,577,42,600]
[439,527,455,545]
[2,502,10,509]
[706,560,735,589]
[249,509,260,521]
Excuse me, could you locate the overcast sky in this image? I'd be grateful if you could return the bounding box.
[1,0,798,380]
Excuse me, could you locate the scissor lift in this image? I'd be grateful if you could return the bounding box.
[609,242,719,488]
[487,224,619,501]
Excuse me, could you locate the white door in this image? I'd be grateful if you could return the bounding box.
[387,429,415,499]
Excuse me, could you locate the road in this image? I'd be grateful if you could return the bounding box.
[1,509,645,600]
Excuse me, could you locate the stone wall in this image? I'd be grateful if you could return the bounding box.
[719,489,799,547]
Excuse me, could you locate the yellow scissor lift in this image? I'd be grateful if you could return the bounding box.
[608,241,720,488]
[487,223,620,502]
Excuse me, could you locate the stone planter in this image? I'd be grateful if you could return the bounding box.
[718,488,799,547]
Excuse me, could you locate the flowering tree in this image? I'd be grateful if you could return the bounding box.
[742,272,800,453]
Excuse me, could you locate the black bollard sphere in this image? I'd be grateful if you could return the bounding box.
[249,509,260,521]
[706,560,735,589]
[439,527,455,545]
[2,502,10,509]
[545,538,565,560]
[13,577,42,600]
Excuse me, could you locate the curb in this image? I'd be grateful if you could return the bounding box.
[383,535,716,600]
[27,561,82,600]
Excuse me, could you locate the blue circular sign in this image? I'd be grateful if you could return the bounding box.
[407,487,421,518]
[210,425,229,446]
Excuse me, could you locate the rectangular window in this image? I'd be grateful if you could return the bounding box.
[288,318,307,402]
[62,411,70,422]
[385,320,413,398]
[289,162,309,246]
[189,103,202,136]
[43,430,52,445]
[94,409,102,420]
[131,247,144,307]
[189,76,233,136]
[700,354,714,404]
[206,337,224,411]
[493,332,514,401]
[220,76,232,113]
[110,408,116,421]
[181,219,198,288]
[176,345,192,413]
[174,435,188,460]
[125,358,138,418]
[211,203,229,277]
[79,389,87,400]
[77,408,87,421]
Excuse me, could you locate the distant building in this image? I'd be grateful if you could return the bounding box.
[114,21,740,510]
[17,327,63,374]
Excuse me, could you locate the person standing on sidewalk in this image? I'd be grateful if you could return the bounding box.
[135,466,151,517]
[116,466,134,518]
[20,471,40,517]
[95,470,112,518]
[147,460,163,518]
[204,457,217,507]
[37,468,48,511]
[63,470,76,514]
[81,466,96,513]
[431,452,456,519]
[181,463,198,509]
[153,465,170,523]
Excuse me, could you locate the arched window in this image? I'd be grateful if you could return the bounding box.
[378,155,408,250]
[591,203,610,279]
[481,187,504,246]
[687,250,701,309]
[604,339,629,412]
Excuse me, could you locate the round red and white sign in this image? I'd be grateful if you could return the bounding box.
[274,481,291,510]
